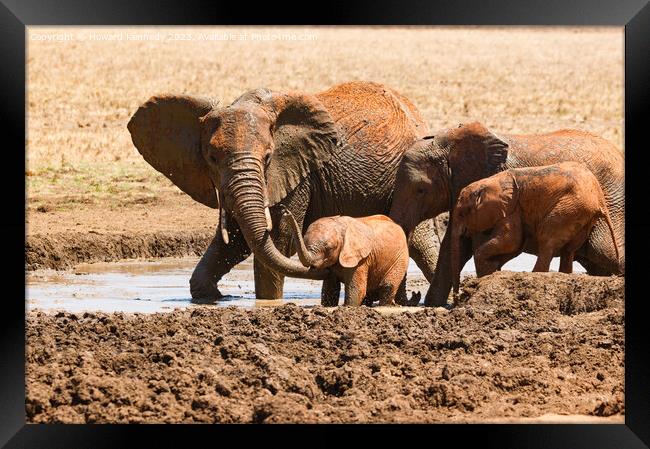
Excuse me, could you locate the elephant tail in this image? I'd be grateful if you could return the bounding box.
[598,204,620,267]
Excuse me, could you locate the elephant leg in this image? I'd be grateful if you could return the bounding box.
[321,274,341,307]
[473,233,521,273]
[575,217,623,275]
[408,215,447,283]
[394,276,409,305]
[575,256,610,276]
[532,236,558,272]
[425,226,472,307]
[343,266,368,307]
[190,222,251,303]
[532,250,554,272]
[474,256,501,278]
[474,222,521,277]
[362,292,377,306]
[560,223,590,274]
[406,290,422,306]
[559,252,574,274]
[395,276,407,305]
[535,214,582,274]
[495,250,523,270]
[474,243,503,276]
[375,279,402,307]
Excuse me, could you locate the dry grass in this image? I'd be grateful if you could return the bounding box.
[27,26,623,200]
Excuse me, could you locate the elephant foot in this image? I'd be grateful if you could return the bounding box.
[321,296,340,307]
[190,287,224,304]
[406,291,422,306]
[190,273,224,304]
[424,287,449,307]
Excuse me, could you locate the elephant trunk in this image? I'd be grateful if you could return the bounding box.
[227,156,328,280]
[282,208,315,267]
[451,218,465,295]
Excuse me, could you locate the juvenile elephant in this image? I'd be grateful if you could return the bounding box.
[282,208,409,306]
[127,81,441,301]
[390,122,625,306]
[450,162,621,295]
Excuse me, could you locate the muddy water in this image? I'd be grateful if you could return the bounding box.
[26,254,584,313]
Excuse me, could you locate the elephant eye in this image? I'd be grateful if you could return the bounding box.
[417,188,425,194]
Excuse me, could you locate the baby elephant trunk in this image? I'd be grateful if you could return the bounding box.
[280,207,315,267]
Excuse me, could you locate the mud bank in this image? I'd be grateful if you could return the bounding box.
[26,272,624,423]
[26,197,447,271]
[26,192,218,271]
[26,231,213,271]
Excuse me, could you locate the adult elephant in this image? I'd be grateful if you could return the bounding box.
[127,81,439,301]
[390,122,624,306]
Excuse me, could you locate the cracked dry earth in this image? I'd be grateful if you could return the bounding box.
[26,272,624,423]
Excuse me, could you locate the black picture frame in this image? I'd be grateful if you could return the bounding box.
[6,0,648,446]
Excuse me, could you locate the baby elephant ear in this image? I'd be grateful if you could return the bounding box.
[339,220,373,268]
[127,94,219,208]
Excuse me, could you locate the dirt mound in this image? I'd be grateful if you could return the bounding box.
[456,271,624,316]
[26,272,624,423]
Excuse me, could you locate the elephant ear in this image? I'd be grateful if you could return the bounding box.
[445,122,509,200]
[501,171,520,217]
[339,220,373,268]
[265,92,340,206]
[127,94,219,208]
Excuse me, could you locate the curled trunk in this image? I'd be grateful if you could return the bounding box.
[282,209,315,267]
[228,157,328,280]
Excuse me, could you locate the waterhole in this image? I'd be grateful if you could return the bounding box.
[26,254,584,313]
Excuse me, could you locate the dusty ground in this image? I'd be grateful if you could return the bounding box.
[26,272,624,423]
[26,26,623,269]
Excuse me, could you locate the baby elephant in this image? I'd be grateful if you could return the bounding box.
[281,207,409,306]
[451,161,620,294]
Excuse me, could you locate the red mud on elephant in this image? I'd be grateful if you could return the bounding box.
[127,81,441,303]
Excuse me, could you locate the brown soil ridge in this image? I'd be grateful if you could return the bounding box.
[25,198,446,271]
[26,230,213,271]
[26,271,624,423]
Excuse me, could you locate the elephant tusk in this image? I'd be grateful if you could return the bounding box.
[220,207,229,245]
[265,207,273,232]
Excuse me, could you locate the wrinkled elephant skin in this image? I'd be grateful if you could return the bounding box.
[127,81,438,301]
[390,121,624,306]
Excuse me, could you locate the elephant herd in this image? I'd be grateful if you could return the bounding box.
[127,81,624,307]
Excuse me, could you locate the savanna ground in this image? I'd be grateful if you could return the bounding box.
[26,27,624,423]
